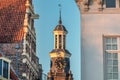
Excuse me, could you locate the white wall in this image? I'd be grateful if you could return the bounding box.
[81,14,120,80]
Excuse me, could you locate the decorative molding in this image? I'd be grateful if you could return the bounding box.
[97,0,103,11]
[83,0,89,11]
[76,0,120,14]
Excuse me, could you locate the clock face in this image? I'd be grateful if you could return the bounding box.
[55,57,66,69]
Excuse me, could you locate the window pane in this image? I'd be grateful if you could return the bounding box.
[107,53,112,58]
[106,38,111,43]
[106,0,116,8]
[113,53,118,59]
[112,45,117,50]
[106,45,111,50]
[107,60,112,65]
[113,73,118,79]
[107,73,112,79]
[0,60,2,76]
[113,60,118,65]
[107,66,113,73]
[113,66,118,72]
[3,61,8,79]
[112,38,117,43]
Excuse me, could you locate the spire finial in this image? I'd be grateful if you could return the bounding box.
[58,4,62,24]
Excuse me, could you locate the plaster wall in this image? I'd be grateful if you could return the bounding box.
[81,14,120,80]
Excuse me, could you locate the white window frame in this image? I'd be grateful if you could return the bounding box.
[103,35,120,80]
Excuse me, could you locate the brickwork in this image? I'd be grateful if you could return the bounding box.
[0,0,26,43]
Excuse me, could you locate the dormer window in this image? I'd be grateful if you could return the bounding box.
[106,0,116,8]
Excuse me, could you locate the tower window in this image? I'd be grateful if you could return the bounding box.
[63,35,65,49]
[59,35,62,49]
[106,0,116,8]
[55,35,57,48]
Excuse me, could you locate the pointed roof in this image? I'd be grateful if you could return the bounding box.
[53,4,67,32]
[0,0,27,43]
[58,6,62,24]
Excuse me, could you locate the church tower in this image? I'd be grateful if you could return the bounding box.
[47,7,73,80]
[76,0,120,80]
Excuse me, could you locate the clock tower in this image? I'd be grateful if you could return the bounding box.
[47,7,73,80]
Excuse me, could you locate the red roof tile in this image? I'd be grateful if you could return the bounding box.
[0,0,26,43]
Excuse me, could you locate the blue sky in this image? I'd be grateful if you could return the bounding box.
[33,0,81,80]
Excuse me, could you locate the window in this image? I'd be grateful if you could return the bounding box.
[63,35,65,49]
[59,35,62,49]
[105,38,117,50]
[3,61,8,79]
[0,59,2,75]
[104,37,118,80]
[106,53,118,80]
[55,35,57,48]
[106,0,116,8]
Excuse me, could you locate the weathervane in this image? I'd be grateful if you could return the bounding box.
[58,3,61,9]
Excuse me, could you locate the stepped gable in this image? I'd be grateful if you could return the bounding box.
[0,0,26,43]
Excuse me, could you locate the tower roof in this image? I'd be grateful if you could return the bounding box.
[50,49,71,55]
[0,0,27,43]
[53,4,67,32]
[53,24,67,32]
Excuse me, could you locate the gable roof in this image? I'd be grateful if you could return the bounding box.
[0,0,26,43]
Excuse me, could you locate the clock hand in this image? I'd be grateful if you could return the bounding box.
[59,62,62,67]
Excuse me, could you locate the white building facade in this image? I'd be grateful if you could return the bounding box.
[76,0,120,80]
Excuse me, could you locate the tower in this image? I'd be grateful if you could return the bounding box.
[47,6,73,80]
[76,0,120,80]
